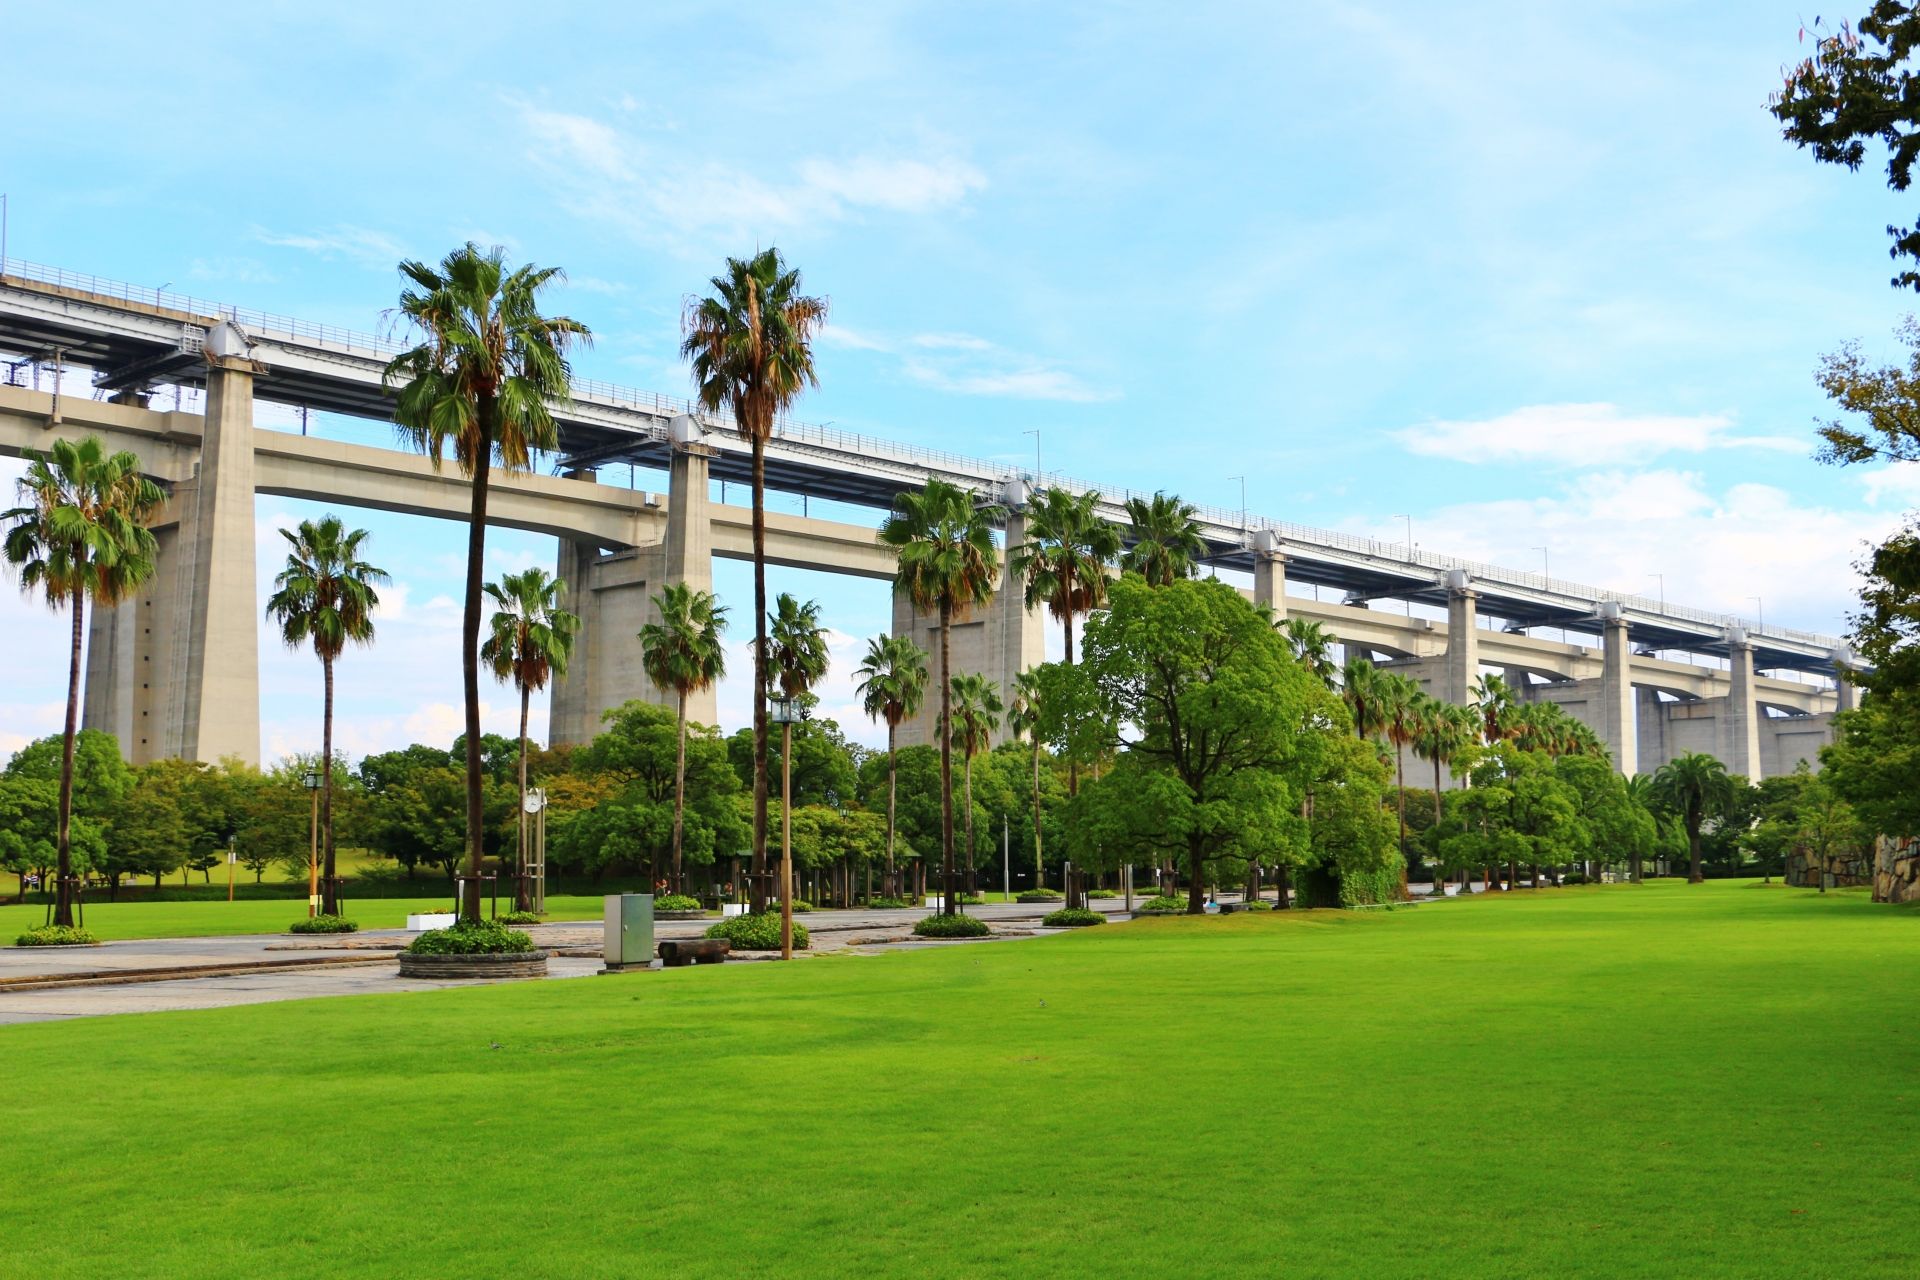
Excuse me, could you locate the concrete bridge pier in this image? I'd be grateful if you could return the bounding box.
[1725,632,1761,781]
[1599,606,1636,776]
[892,504,1046,749]
[1252,532,1286,619]
[551,433,716,745]
[1443,572,1479,707]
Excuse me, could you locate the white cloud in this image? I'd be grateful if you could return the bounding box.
[1861,461,1920,510]
[1397,403,1809,467]
[507,99,985,247]
[253,224,410,269]
[1389,468,1898,634]
[823,324,1115,403]
[902,359,1115,404]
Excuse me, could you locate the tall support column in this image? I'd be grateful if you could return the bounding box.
[167,335,260,765]
[1831,647,1859,713]
[1725,630,1761,781]
[1443,571,1479,706]
[550,531,600,746]
[894,500,1045,749]
[1251,532,1286,619]
[1599,605,1636,776]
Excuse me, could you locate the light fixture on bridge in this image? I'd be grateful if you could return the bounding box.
[668,413,705,449]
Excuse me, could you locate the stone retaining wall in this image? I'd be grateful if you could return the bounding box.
[396,951,550,981]
[1875,836,1920,904]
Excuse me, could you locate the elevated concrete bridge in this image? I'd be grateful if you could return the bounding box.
[0,260,1854,780]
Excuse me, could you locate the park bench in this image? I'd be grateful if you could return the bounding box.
[657,938,730,967]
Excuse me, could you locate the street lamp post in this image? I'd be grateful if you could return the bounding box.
[769,695,802,960]
[301,768,323,918]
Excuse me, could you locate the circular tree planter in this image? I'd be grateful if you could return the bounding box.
[397,950,549,981]
[656,910,707,921]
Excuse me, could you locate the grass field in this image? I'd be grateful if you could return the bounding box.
[3,880,1914,1278]
[0,895,604,942]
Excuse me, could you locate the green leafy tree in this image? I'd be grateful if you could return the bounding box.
[1653,752,1738,884]
[483,567,578,908]
[855,633,928,896]
[385,242,590,921]
[1073,576,1337,913]
[765,593,831,953]
[1121,491,1205,586]
[1439,747,1587,890]
[3,437,162,924]
[1007,668,1048,890]
[265,515,386,914]
[571,702,746,884]
[640,581,727,894]
[1771,7,1920,290]
[682,248,828,912]
[1557,755,1657,880]
[880,479,1002,915]
[1297,733,1402,907]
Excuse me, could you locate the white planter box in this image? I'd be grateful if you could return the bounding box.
[721,903,749,918]
[925,896,942,909]
[406,912,456,931]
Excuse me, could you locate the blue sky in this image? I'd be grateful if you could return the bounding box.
[4,2,1918,762]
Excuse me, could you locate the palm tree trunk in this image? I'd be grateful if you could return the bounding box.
[516,682,531,911]
[1063,562,1079,800]
[1031,739,1043,891]
[963,751,975,898]
[1688,815,1704,884]
[750,438,770,913]
[938,600,955,916]
[459,427,493,922]
[322,653,338,916]
[781,720,794,959]
[53,593,84,928]
[885,724,898,896]
[672,689,689,895]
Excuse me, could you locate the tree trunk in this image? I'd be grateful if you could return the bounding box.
[750,438,770,912]
[1064,562,1079,800]
[885,723,897,897]
[672,689,689,894]
[1186,835,1206,914]
[516,682,531,911]
[1274,863,1291,909]
[53,593,85,927]
[1687,812,1704,884]
[963,752,975,899]
[322,653,338,916]
[939,600,956,916]
[1031,739,1044,891]
[1630,854,1643,883]
[459,426,494,923]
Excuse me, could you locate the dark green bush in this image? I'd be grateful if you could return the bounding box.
[1560,872,1590,886]
[862,895,911,909]
[16,925,98,947]
[653,895,702,912]
[1016,888,1064,903]
[791,900,815,913]
[1242,900,1273,912]
[1135,894,1189,914]
[499,909,543,925]
[1041,907,1104,928]
[288,914,358,934]
[405,920,535,955]
[706,912,809,951]
[1086,889,1117,900]
[912,913,991,938]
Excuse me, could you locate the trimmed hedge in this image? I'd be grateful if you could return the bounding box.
[912,913,991,939]
[1086,889,1117,900]
[288,914,358,934]
[1041,907,1104,928]
[706,912,809,951]
[1135,895,1189,914]
[16,925,98,947]
[653,895,702,912]
[405,920,535,955]
[499,909,543,925]
[1015,889,1064,903]
[862,896,911,909]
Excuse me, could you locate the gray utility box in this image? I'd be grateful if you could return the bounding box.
[604,894,656,971]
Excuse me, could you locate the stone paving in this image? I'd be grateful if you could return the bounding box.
[0,899,1124,1025]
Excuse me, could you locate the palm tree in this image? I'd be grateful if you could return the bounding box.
[1377,673,1419,867]
[265,516,387,917]
[1341,656,1385,741]
[1472,674,1518,746]
[3,437,162,927]
[1007,668,1047,892]
[766,593,830,957]
[854,633,928,898]
[1623,774,1660,883]
[483,567,579,909]
[1283,617,1339,689]
[948,673,1004,898]
[385,243,590,921]
[1653,751,1737,884]
[1121,491,1205,586]
[641,582,729,894]
[880,479,1001,916]
[682,249,828,915]
[1011,486,1121,797]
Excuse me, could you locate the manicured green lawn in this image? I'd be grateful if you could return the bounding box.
[0,895,604,942]
[3,881,1914,1277]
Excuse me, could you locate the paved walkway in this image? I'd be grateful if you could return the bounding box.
[0,899,1129,1025]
